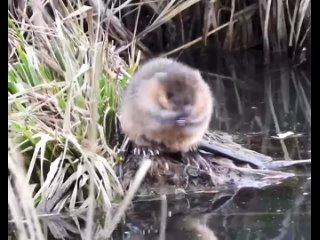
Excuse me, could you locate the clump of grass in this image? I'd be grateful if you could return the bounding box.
[114,0,310,63]
[8,0,146,238]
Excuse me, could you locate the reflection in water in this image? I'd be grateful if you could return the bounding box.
[117,177,310,240]
[123,213,218,240]
[207,181,311,240]
[164,215,217,240]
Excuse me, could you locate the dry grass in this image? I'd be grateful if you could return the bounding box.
[8,0,148,239]
[115,0,310,63]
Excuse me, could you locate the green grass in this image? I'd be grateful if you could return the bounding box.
[8,1,147,238]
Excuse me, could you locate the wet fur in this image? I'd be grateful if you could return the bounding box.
[120,58,214,152]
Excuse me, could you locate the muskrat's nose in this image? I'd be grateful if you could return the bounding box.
[175,105,193,127]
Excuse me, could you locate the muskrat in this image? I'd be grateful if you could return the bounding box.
[119,58,214,153]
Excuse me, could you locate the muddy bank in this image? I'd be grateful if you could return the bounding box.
[118,131,305,197]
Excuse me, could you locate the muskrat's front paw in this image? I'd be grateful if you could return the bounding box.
[189,146,199,153]
[133,146,161,157]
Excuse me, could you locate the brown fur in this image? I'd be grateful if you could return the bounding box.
[119,58,214,152]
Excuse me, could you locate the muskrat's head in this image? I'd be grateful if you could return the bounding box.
[148,69,208,128]
[157,72,196,112]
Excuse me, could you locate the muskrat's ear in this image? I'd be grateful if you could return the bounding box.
[153,72,169,82]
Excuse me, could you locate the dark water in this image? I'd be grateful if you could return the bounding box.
[10,49,310,240]
[180,47,311,161]
[112,49,311,240]
[117,179,310,240]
